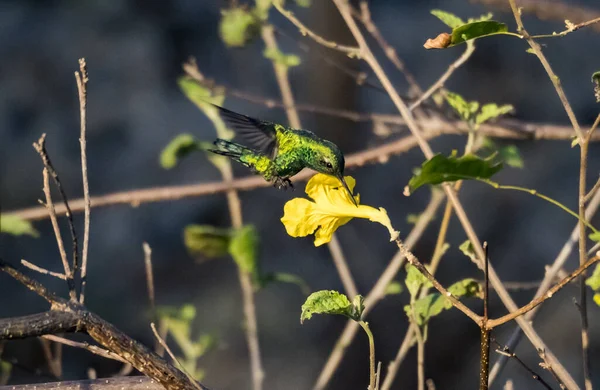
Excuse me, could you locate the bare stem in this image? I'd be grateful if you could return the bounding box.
[75,58,92,305]
[358,321,376,390]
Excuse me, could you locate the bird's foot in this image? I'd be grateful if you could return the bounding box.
[274,177,294,191]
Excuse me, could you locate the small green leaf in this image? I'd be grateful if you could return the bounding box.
[160,134,200,169]
[229,225,259,275]
[295,0,312,7]
[184,225,232,258]
[431,10,465,28]
[445,92,472,121]
[352,295,365,319]
[405,264,432,298]
[450,21,509,46]
[475,103,514,126]
[590,231,600,242]
[219,7,260,47]
[586,264,600,291]
[260,272,311,295]
[406,154,503,194]
[498,145,523,168]
[406,279,482,325]
[459,240,478,262]
[526,48,535,54]
[177,77,233,140]
[263,48,301,68]
[301,290,353,323]
[385,281,404,295]
[0,214,38,237]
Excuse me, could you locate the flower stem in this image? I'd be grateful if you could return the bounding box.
[358,321,376,390]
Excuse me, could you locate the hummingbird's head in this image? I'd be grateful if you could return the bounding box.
[311,141,357,206]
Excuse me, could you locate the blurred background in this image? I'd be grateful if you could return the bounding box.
[1,0,599,389]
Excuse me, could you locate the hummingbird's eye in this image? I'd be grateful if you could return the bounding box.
[325,161,333,169]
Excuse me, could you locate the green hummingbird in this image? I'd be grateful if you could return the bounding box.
[208,105,357,205]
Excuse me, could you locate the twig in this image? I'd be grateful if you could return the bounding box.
[21,259,67,280]
[313,191,444,390]
[42,335,128,364]
[33,135,80,287]
[150,323,202,390]
[351,1,422,95]
[326,235,358,298]
[480,243,490,390]
[507,0,583,141]
[39,338,62,379]
[75,58,92,305]
[0,376,170,390]
[40,167,76,301]
[492,339,552,390]
[539,348,566,390]
[486,254,600,328]
[489,186,600,385]
[409,41,475,111]
[272,0,360,56]
[143,242,155,313]
[410,302,425,390]
[374,362,382,390]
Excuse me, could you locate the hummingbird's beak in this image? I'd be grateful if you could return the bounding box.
[338,175,358,207]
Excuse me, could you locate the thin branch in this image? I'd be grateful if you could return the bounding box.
[313,191,445,390]
[272,1,360,56]
[480,243,490,390]
[409,41,475,111]
[33,135,80,287]
[507,0,583,141]
[40,167,76,301]
[76,58,92,305]
[492,340,552,390]
[351,1,422,95]
[0,376,170,390]
[42,335,128,364]
[39,338,62,379]
[143,242,155,314]
[21,259,67,280]
[326,234,358,298]
[486,254,600,328]
[539,348,566,390]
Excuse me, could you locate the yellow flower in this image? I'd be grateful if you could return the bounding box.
[281,173,399,246]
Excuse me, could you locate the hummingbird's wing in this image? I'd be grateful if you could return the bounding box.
[212,105,277,157]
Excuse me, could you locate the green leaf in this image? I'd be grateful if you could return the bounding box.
[160,134,200,169]
[301,290,364,323]
[177,77,233,140]
[459,240,478,262]
[406,279,482,325]
[594,293,600,306]
[450,21,509,46]
[219,7,260,47]
[445,92,478,121]
[406,154,503,194]
[263,48,301,68]
[184,225,232,258]
[260,272,311,295]
[385,281,404,295]
[295,0,312,7]
[431,10,465,28]
[405,264,432,298]
[0,214,38,237]
[586,264,600,291]
[229,225,259,275]
[499,145,523,169]
[590,231,600,242]
[475,103,514,126]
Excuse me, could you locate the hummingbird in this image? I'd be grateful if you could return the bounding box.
[208,105,357,205]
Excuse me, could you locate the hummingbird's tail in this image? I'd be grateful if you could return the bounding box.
[209,139,250,159]
[209,139,276,180]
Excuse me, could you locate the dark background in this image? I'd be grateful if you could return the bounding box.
[1,0,599,389]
